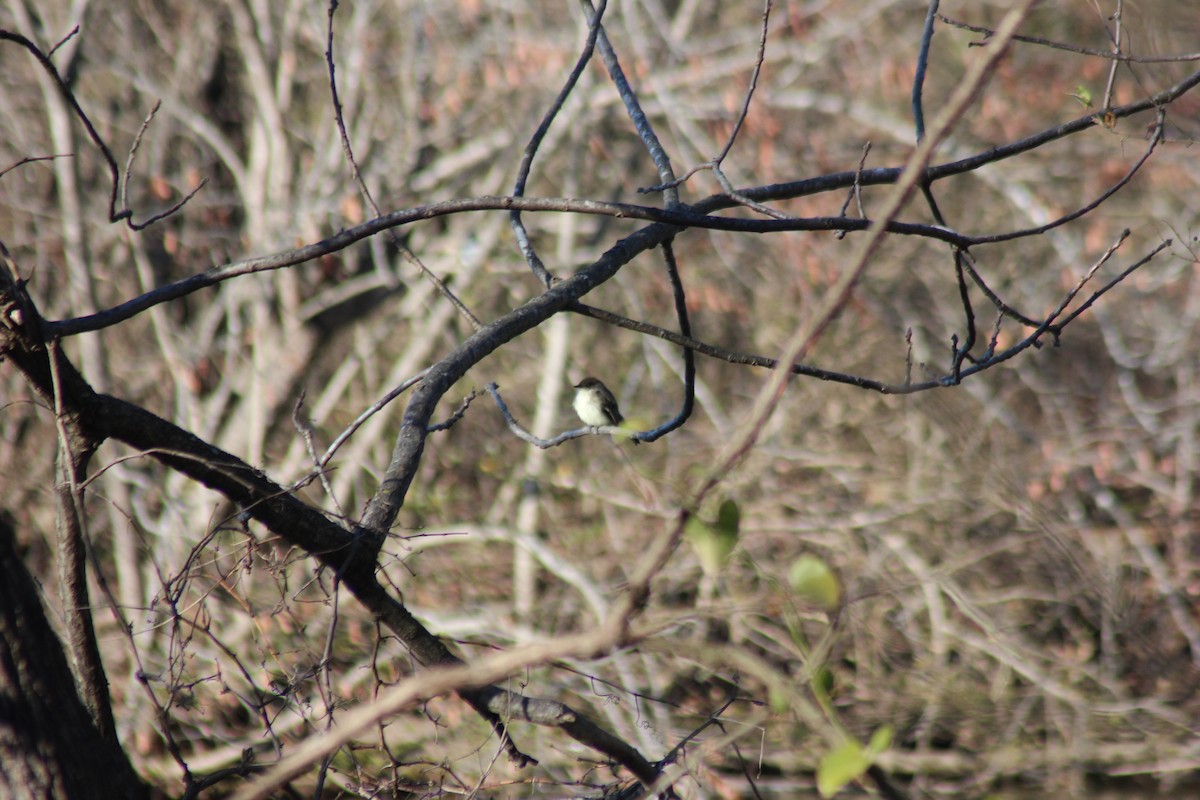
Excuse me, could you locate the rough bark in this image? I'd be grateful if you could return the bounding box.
[0,514,150,800]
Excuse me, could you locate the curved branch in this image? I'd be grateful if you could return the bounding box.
[0,28,202,228]
[510,0,608,286]
[714,0,773,165]
[640,240,695,442]
[486,382,615,447]
[963,109,1165,245]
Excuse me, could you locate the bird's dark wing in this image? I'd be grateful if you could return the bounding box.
[601,393,623,425]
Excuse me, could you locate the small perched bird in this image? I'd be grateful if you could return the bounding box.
[573,377,638,444]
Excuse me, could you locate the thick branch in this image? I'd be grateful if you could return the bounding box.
[0,247,659,788]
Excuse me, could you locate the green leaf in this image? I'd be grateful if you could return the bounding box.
[617,418,643,444]
[815,726,892,797]
[788,555,841,610]
[716,498,740,537]
[812,666,835,699]
[866,725,894,757]
[817,739,869,797]
[685,500,740,576]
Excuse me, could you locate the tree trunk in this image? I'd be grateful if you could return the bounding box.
[0,514,150,800]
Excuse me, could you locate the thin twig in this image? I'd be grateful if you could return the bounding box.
[509,0,609,286]
[0,152,71,180]
[950,250,977,381]
[959,250,1041,328]
[641,0,773,196]
[486,382,620,447]
[965,109,1166,246]
[714,0,773,165]
[122,100,209,231]
[1100,0,1124,110]
[0,28,202,228]
[317,369,429,469]
[836,141,871,239]
[291,391,345,519]
[324,0,481,328]
[710,165,794,220]
[426,389,482,433]
[938,14,1200,62]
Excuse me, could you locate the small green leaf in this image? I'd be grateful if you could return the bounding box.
[617,418,644,444]
[788,555,841,610]
[685,501,740,576]
[817,739,869,797]
[1069,84,1092,107]
[768,687,790,714]
[812,666,835,699]
[866,725,894,757]
[716,498,740,537]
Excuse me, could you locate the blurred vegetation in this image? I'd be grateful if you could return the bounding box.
[1,1,1198,798]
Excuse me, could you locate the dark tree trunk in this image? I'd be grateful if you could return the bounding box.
[0,514,150,800]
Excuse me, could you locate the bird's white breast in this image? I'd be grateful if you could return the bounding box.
[573,389,609,427]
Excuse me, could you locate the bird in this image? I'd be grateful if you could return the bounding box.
[573,377,638,444]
